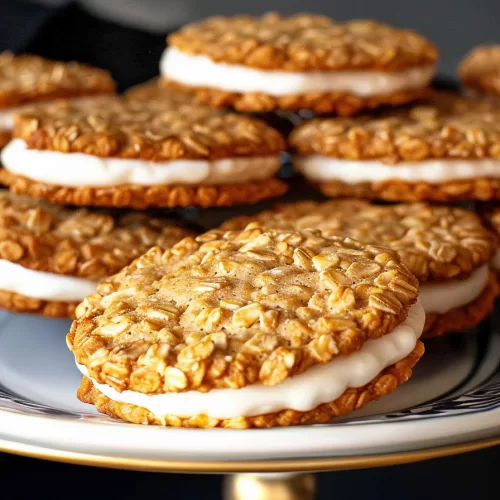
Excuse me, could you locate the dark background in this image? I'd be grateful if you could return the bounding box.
[9,0,500,89]
[24,0,500,80]
[1,446,499,499]
[0,1,499,498]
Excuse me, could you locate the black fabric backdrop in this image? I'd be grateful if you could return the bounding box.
[0,2,498,498]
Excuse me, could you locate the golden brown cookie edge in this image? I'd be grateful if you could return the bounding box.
[162,80,432,115]
[315,178,500,202]
[1,88,117,111]
[0,288,77,318]
[0,170,288,209]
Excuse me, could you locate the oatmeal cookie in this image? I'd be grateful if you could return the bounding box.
[290,92,500,202]
[0,96,286,208]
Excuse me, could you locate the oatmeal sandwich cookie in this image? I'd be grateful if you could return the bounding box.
[0,96,286,209]
[290,92,500,202]
[0,192,193,318]
[161,13,438,115]
[459,45,500,97]
[68,225,425,428]
[0,52,116,148]
[222,201,498,337]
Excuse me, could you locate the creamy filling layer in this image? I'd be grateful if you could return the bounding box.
[0,259,97,302]
[77,302,425,420]
[491,250,500,271]
[160,47,436,97]
[0,95,113,132]
[419,265,489,314]
[1,139,281,187]
[295,155,500,183]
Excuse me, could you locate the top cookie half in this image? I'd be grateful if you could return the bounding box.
[290,92,500,202]
[459,45,500,97]
[161,13,438,115]
[0,96,287,209]
[0,53,116,147]
[221,200,496,283]
[68,225,418,394]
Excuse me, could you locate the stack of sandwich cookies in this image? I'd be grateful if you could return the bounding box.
[162,13,438,115]
[290,92,500,202]
[0,96,286,209]
[459,45,500,98]
[0,52,116,148]
[0,192,193,318]
[221,201,497,337]
[68,225,425,427]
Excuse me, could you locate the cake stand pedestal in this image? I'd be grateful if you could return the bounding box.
[224,473,316,500]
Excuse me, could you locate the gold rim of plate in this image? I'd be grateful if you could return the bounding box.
[0,435,498,472]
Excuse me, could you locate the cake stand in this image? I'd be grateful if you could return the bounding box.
[0,310,498,499]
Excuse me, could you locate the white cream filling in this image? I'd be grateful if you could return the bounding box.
[1,139,281,187]
[491,250,500,271]
[77,302,425,420]
[160,47,436,97]
[295,155,500,183]
[419,265,489,314]
[0,95,112,132]
[0,259,97,302]
[0,109,18,131]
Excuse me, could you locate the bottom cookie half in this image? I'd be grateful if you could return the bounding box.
[0,289,77,318]
[163,81,431,116]
[77,341,424,429]
[316,178,500,202]
[0,171,288,209]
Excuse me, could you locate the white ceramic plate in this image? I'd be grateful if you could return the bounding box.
[0,309,499,471]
